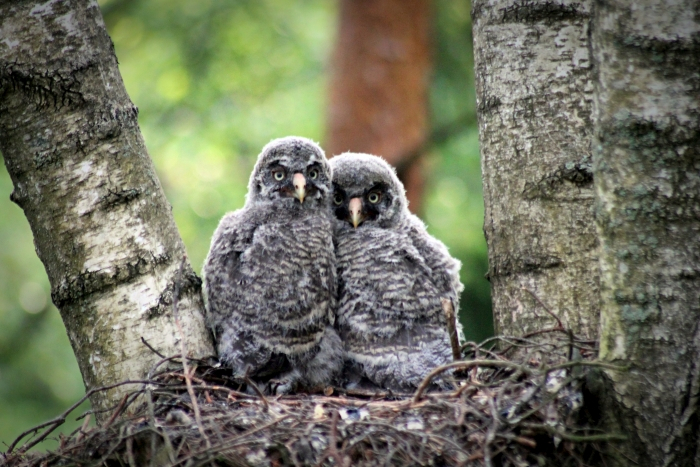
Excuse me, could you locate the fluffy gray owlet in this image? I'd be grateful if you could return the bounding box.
[330,153,464,391]
[203,136,343,393]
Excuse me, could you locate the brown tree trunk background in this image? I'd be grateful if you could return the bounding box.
[326,0,432,214]
[0,0,214,417]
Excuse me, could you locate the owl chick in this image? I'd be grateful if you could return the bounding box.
[203,137,343,394]
[330,153,464,392]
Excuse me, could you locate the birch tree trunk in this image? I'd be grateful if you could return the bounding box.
[472,0,600,339]
[326,0,431,213]
[0,0,214,416]
[592,0,700,464]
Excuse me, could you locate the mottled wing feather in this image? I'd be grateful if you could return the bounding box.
[336,226,455,391]
[406,215,465,343]
[406,215,464,310]
[203,209,274,375]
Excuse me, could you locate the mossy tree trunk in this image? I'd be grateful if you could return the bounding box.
[326,0,432,214]
[472,0,600,339]
[592,0,700,464]
[0,0,214,417]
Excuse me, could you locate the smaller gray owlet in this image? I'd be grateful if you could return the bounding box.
[330,153,464,392]
[203,137,343,394]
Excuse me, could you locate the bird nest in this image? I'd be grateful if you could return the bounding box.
[3,331,621,467]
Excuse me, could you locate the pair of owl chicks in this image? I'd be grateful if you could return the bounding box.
[203,136,464,394]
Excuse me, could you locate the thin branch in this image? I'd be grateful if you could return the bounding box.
[521,286,563,329]
[243,373,270,410]
[141,337,166,359]
[173,255,210,449]
[7,379,156,454]
[413,360,531,403]
[442,298,462,361]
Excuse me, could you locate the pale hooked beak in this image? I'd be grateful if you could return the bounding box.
[293,173,306,203]
[349,197,363,228]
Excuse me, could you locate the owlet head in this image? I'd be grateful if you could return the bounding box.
[329,152,408,229]
[247,136,332,209]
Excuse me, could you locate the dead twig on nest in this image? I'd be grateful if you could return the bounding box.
[4,331,624,467]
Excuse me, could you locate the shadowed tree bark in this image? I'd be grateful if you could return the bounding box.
[0,0,214,416]
[326,0,432,214]
[592,0,700,464]
[472,0,600,340]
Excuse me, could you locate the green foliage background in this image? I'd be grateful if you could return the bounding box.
[0,0,490,450]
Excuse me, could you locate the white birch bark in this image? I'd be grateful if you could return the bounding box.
[592,0,700,464]
[472,0,600,339]
[0,0,214,415]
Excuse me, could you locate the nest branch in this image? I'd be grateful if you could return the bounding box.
[2,329,629,467]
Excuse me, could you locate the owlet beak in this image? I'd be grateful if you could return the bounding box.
[293,173,306,203]
[349,197,364,228]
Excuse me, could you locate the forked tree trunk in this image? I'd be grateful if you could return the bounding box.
[0,0,214,416]
[326,0,431,213]
[472,0,600,339]
[592,0,700,464]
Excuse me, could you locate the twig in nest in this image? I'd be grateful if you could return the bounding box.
[442,298,461,361]
[316,410,343,467]
[173,256,210,449]
[103,394,129,430]
[74,414,91,444]
[412,359,531,403]
[243,372,270,410]
[141,337,166,359]
[521,287,563,329]
[7,379,154,454]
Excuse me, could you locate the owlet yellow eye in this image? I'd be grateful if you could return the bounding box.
[309,168,319,180]
[368,192,381,204]
[333,194,343,206]
[273,170,285,181]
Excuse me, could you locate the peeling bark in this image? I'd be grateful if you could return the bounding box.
[472,0,600,339]
[0,0,214,416]
[592,0,700,464]
[326,0,431,213]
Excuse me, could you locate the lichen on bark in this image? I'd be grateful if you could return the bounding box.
[0,0,214,415]
[592,0,700,464]
[473,0,600,340]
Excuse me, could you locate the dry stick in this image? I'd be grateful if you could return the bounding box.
[74,414,92,444]
[7,379,157,454]
[521,287,563,329]
[125,425,137,467]
[163,373,254,400]
[172,415,293,467]
[141,337,166,359]
[482,388,499,467]
[316,410,343,467]
[172,256,210,449]
[442,298,461,361]
[243,373,270,410]
[521,287,580,361]
[103,394,130,430]
[519,422,627,443]
[412,360,532,403]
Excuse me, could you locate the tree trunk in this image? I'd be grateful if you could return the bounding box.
[326,0,431,214]
[472,0,600,339]
[592,0,700,464]
[0,0,214,416]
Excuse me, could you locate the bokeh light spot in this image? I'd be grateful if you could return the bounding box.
[157,68,191,102]
[111,17,144,49]
[190,187,223,219]
[19,281,47,314]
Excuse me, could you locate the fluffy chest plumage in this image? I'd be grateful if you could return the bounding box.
[235,214,335,321]
[335,226,443,329]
